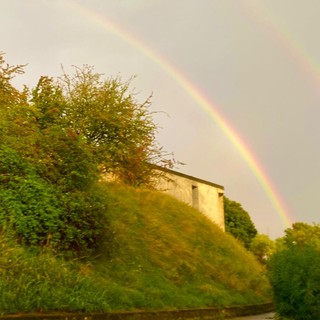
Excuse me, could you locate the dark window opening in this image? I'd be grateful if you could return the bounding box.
[192,185,199,209]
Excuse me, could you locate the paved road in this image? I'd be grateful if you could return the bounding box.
[228,312,275,320]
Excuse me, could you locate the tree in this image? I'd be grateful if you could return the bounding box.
[224,196,257,248]
[268,223,320,319]
[282,222,320,249]
[59,65,174,186]
[250,234,275,264]
[31,76,66,129]
[0,54,175,254]
[0,52,26,108]
[0,56,106,253]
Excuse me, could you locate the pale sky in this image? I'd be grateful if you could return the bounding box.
[2,0,320,239]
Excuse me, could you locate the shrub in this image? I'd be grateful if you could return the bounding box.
[268,245,320,320]
[0,146,106,255]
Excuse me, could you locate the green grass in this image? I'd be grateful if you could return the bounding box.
[0,182,272,314]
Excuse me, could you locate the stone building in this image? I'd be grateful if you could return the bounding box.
[155,167,225,231]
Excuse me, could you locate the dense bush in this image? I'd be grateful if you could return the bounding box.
[0,146,106,253]
[268,223,320,320]
[269,246,320,320]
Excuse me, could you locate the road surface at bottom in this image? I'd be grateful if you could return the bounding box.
[228,312,275,320]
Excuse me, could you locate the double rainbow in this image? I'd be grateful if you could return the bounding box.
[63,1,293,230]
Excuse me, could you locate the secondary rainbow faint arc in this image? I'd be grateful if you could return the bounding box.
[242,0,320,93]
[64,1,292,229]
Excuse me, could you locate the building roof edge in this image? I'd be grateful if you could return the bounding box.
[154,165,224,190]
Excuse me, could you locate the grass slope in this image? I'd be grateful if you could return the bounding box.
[0,182,272,314]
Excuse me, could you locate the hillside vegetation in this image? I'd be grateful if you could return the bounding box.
[0,182,272,314]
[0,54,271,314]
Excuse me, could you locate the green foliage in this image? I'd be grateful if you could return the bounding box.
[31,76,65,129]
[268,223,320,320]
[0,52,26,107]
[224,196,257,248]
[0,54,107,254]
[59,65,174,186]
[56,187,107,252]
[282,222,320,249]
[269,246,320,320]
[250,234,276,264]
[97,183,272,309]
[0,145,106,253]
[0,53,174,253]
[0,161,61,246]
[0,52,272,314]
[0,183,272,314]
[0,238,111,313]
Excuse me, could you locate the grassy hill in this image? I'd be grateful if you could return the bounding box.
[0,182,272,314]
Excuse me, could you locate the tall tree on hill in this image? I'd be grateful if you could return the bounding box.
[59,65,174,186]
[0,55,105,252]
[0,52,26,108]
[224,196,257,248]
[0,53,175,253]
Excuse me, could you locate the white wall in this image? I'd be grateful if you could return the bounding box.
[156,169,225,230]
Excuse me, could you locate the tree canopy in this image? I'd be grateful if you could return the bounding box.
[250,234,275,264]
[223,196,257,248]
[58,66,173,185]
[268,223,320,319]
[0,53,174,254]
[281,222,320,249]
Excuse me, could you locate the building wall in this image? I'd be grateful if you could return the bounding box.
[155,168,225,231]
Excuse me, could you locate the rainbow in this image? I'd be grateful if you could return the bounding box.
[63,1,293,229]
[242,0,320,92]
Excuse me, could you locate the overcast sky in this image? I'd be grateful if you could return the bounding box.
[2,0,320,239]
